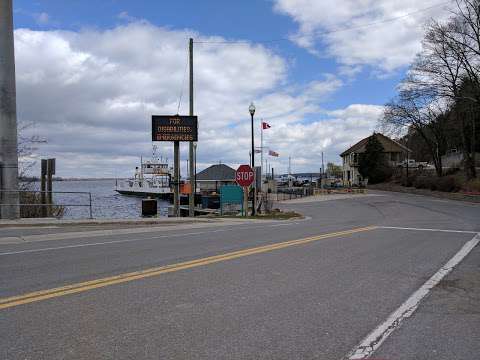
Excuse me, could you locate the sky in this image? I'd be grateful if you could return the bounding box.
[12,0,453,178]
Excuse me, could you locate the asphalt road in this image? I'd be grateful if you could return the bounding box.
[1,191,479,359]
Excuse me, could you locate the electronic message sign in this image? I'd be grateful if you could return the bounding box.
[152,115,198,142]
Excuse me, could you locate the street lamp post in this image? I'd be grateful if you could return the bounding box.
[249,102,256,216]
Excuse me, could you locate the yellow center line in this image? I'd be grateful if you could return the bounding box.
[0,225,377,310]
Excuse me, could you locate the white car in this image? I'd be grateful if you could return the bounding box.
[397,159,429,169]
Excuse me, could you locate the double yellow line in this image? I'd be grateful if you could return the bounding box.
[0,225,376,310]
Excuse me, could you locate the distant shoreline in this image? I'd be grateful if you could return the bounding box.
[21,178,122,182]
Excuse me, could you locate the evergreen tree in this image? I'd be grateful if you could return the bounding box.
[358,135,392,184]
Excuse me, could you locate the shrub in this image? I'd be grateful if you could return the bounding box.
[413,175,461,192]
[20,191,65,218]
[464,178,480,193]
[445,167,461,176]
[405,174,417,187]
[435,176,461,192]
[413,176,432,189]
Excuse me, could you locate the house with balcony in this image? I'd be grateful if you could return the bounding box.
[340,133,411,186]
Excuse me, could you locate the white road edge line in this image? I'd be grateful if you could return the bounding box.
[379,226,477,234]
[0,221,298,256]
[0,229,232,256]
[345,232,480,360]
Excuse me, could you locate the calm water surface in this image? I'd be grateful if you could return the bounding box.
[44,179,169,219]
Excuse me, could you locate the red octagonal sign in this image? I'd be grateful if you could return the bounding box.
[235,165,255,187]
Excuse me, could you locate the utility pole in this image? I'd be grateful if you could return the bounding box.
[188,38,195,217]
[406,150,409,185]
[0,0,19,219]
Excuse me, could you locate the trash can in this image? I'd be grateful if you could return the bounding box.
[142,198,157,217]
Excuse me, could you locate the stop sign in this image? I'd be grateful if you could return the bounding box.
[235,165,255,187]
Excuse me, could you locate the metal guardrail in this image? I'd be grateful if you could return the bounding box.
[274,187,313,201]
[270,186,367,201]
[0,190,93,219]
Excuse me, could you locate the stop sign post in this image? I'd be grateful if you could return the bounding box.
[236,165,255,216]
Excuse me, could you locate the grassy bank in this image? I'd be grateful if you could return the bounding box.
[217,210,303,220]
[369,182,480,203]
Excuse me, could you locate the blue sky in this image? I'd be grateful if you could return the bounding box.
[12,0,451,177]
[14,0,403,108]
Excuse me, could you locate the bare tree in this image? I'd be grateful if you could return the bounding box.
[17,122,46,186]
[435,0,480,177]
[383,90,448,177]
[384,0,479,179]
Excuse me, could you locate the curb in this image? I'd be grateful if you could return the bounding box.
[0,217,215,229]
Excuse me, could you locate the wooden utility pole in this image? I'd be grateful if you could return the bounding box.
[188,38,195,217]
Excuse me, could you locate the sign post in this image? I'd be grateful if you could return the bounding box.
[243,186,248,216]
[235,165,255,216]
[152,115,198,217]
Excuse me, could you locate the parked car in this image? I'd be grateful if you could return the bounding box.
[397,159,428,169]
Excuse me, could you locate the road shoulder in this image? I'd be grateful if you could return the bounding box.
[374,237,480,360]
[0,218,275,244]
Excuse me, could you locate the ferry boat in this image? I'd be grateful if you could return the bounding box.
[115,148,173,199]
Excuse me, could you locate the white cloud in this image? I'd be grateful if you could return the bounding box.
[117,11,137,22]
[33,12,50,26]
[260,104,384,173]
[15,22,382,177]
[273,0,451,73]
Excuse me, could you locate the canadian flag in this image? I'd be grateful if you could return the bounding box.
[262,122,271,130]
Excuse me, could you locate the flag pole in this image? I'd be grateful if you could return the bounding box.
[261,119,264,182]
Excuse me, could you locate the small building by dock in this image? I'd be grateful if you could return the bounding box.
[196,164,236,194]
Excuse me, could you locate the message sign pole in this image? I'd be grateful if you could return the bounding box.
[173,141,180,217]
[188,38,195,217]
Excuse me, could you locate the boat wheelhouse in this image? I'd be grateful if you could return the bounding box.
[115,150,173,199]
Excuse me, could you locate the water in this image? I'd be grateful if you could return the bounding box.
[45,179,170,219]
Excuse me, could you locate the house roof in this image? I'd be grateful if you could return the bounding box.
[340,132,411,157]
[196,164,236,181]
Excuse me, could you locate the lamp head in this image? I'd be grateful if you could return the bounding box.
[249,102,256,116]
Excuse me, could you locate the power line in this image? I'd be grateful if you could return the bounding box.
[326,1,452,35]
[176,43,189,114]
[193,1,452,45]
